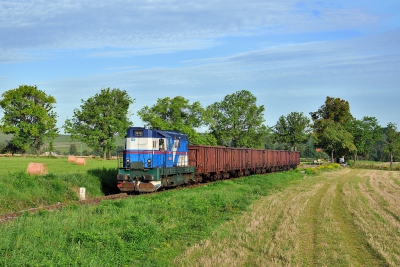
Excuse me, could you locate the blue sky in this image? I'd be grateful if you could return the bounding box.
[1,0,399,133]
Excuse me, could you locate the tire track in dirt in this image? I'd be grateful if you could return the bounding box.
[175,176,325,266]
[298,182,330,266]
[334,178,388,266]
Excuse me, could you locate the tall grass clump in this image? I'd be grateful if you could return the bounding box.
[0,170,306,266]
[298,163,341,174]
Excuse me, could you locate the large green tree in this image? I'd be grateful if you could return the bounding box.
[313,120,356,163]
[138,96,216,145]
[273,111,311,151]
[207,90,268,148]
[310,96,355,163]
[383,123,400,169]
[349,116,382,164]
[63,88,134,159]
[0,85,58,156]
[310,96,353,126]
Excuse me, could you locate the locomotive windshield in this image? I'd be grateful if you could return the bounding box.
[134,130,143,137]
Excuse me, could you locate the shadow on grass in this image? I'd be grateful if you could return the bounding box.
[87,168,120,195]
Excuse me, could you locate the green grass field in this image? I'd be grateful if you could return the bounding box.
[0,168,307,266]
[0,156,119,175]
[0,157,121,214]
[0,161,399,266]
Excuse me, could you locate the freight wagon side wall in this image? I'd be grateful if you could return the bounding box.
[223,148,232,172]
[268,150,277,169]
[231,148,240,171]
[216,147,225,173]
[189,145,229,175]
[294,151,300,166]
[188,145,203,173]
[280,151,288,166]
[251,150,260,169]
[189,145,298,177]
[244,149,251,169]
[205,146,216,173]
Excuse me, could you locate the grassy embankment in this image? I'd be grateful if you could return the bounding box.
[0,157,119,214]
[0,160,317,266]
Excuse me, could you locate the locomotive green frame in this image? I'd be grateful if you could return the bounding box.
[117,162,196,193]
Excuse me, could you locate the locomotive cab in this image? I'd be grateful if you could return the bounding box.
[117,127,194,193]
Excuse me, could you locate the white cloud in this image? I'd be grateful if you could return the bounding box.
[2,1,399,129]
[40,30,400,102]
[1,0,379,56]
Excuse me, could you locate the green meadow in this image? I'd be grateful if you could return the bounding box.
[0,168,306,266]
[1,156,399,266]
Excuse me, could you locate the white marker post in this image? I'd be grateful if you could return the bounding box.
[79,187,86,201]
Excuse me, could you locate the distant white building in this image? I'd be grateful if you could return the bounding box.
[41,151,58,156]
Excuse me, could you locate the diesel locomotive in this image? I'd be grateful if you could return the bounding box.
[117,127,300,193]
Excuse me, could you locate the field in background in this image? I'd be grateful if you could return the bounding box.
[0,133,124,155]
[0,156,119,175]
[0,133,12,142]
[0,133,88,154]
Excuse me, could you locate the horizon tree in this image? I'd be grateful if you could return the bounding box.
[207,90,268,148]
[310,96,355,163]
[0,85,58,156]
[383,122,400,169]
[63,87,134,159]
[138,96,216,145]
[69,144,77,155]
[349,116,382,164]
[313,120,356,163]
[273,111,311,151]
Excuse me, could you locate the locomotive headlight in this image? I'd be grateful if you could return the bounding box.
[147,159,151,167]
[126,158,131,167]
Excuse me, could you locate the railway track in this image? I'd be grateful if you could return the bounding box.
[0,181,208,223]
[0,193,130,223]
[0,174,269,223]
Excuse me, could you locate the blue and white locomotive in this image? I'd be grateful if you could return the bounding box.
[117,127,195,193]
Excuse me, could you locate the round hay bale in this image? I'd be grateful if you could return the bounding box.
[76,158,86,165]
[27,162,47,175]
[68,155,77,163]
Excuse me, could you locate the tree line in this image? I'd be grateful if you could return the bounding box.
[0,85,399,166]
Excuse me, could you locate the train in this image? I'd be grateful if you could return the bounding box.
[117,127,300,193]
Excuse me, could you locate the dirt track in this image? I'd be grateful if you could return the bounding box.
[175,169,400,266]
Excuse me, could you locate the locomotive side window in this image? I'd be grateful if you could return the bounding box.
[134,130,143,137]
[159,139,164,150]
